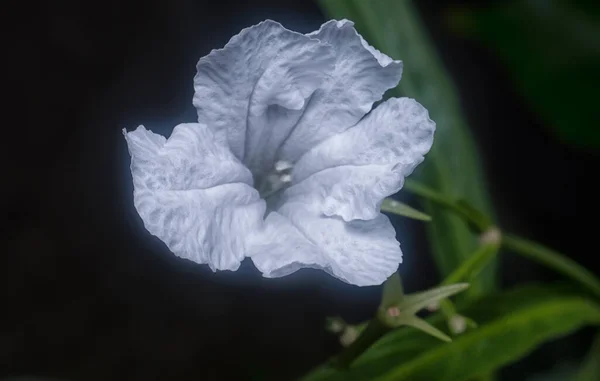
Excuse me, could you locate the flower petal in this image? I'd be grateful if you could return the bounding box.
[193,20,335,176]
[248,201,402,286]
[284,97,435,221]
[124,123,265,271]
[276,19,403,163]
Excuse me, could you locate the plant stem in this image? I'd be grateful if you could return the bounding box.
[331,180,600,368]
[334,313,391,369]
[404,179,491,231]
[441,241,501,286]
[502,234,600,299]
[405,179,600,300]
[404,180,467,219]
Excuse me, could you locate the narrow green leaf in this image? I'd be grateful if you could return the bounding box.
[397,315,451,343]
[301,284,586,381]
[380,273,404,308]
[319,0,497,299]
[374,297,600,381]
[399,283,469,315]
[380,198,431,221]
[306,295,600,381]
[369,283,582,358]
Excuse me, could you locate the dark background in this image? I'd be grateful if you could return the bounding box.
[3,0,598,380]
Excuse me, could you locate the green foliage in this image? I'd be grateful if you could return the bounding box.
[302,285,600,381]
[319,0,497,299]
[374,299,599,381]
[333,277,469,368]
[312,2,600,380]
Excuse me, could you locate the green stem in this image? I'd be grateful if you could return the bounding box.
[441,241,501,286]
[404,180,467,219]
[332,179,600,368]
[334,313,392,369]
[404,179,490,231]
[405,179,600,300]
[502,234,600,299]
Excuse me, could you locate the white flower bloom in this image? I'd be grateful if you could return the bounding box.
[124,19,435,286]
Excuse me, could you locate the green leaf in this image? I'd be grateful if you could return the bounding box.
[399,283,469,315]
[301,284,591,381]
[375,298,600,381]
[380,198,431,221]
[448,0,600,150]
[380,273,404,308]
[368,283,583,358]
[319,0,497,299]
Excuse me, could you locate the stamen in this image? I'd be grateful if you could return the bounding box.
[258,161,295,200]
[274,160,293,172]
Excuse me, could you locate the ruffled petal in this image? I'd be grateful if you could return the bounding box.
[123,123,265,271]
[193,20,335,176]
[283,97,435,221]
[276,19,403,163]
[248,201,402,286]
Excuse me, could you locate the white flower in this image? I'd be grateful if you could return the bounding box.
[123,19,435,286]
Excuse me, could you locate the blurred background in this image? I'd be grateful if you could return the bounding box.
[3,0,599,380]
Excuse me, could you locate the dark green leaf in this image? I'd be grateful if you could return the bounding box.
[377,298,600,381]
[372,283,583,356]
[301,284,590,381]
[319,0,498,299]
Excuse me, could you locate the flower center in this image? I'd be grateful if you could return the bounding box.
[256,160,294,202]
